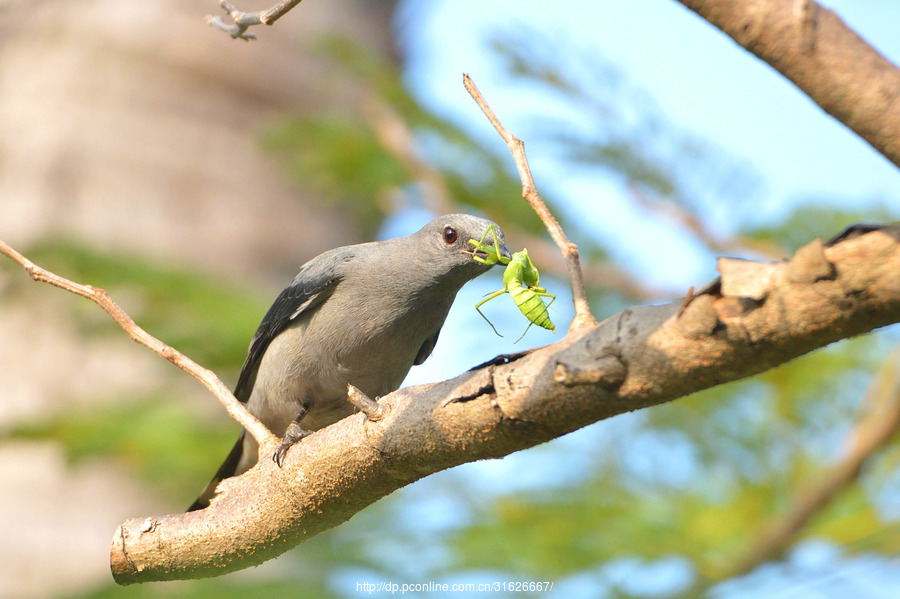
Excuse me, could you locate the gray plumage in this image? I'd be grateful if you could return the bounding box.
[188,214,510,511]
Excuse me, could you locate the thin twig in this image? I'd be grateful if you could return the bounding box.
[463,73,597,333]
[206,0,305,40]
[0,240,276,449]
[347,384,389,422]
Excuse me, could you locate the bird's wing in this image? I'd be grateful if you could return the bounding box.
[233,247,355,402]
[414,329,440,366]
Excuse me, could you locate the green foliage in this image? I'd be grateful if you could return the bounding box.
[262,115,409,232]
[742,200,898,254]
[809,484,887,549]
[262,34,570,240]
[5,239,268,500]
[10,395,236,502]
[23,239,265,373]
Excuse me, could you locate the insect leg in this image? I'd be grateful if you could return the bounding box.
[468,225,509,266]
[474,289,508,337]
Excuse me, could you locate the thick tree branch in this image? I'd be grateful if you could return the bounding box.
[105,224,900,583]
[0,241,277,450]
[463,73,598,333]
[677,0,900,168]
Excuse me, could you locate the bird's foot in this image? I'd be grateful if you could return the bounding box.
[272,422,313,467]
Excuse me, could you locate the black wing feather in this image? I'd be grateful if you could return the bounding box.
[233,247,354,402]
[414,329,440,366]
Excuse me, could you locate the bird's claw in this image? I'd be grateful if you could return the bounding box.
[272,422,312,467]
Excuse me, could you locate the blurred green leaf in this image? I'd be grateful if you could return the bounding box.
[264,33,587,243]
[10,396,236,502]
[24,239,265,374]
[742,201,898,254]
[262,116,410,232]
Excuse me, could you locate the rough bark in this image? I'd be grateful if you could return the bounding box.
[111,224,900,583]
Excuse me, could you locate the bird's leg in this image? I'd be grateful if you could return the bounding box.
[273,404,312,467]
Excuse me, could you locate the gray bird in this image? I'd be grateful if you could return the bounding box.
[188,214,510,511]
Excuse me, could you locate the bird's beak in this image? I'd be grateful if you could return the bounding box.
[477,242,511,266]
[498,243,512,264]
[465,228,512,265]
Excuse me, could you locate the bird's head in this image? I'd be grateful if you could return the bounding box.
[417,214,511,277]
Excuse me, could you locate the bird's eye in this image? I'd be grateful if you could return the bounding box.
[443,226,458,244]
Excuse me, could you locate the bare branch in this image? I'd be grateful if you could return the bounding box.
[206,0,306,40]
[0,240,277,450]
[463,73,598,333]
[676,0,900,169]
[347,384,389,422]
[107,225,900,582]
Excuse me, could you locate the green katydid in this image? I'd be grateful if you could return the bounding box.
[468,225,556,342]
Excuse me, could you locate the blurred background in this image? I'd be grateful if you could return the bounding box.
[0,0,898,597]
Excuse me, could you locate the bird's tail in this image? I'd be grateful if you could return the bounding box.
[187,431,245,512]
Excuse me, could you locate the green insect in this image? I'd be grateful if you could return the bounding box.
[468,225,556,342]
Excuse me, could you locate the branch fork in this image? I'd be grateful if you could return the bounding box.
[206,0,306,40]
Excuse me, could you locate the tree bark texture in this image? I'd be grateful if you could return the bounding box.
[111,225,900,583]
